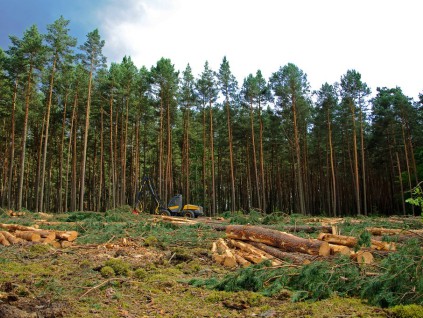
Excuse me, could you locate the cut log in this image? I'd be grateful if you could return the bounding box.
[366,227,423,237]
[318,233,396,251]
[328,243,351,255]
[249,242,317,265]
[0,223,37,232]
[36,230,56,240]
[351,250,374,265]
[0,232,10,246]
[228,239,282,266]
[226,225,331,256]
[14,230,41,242]
[49,241,62,249]
[1,231,22,245]
[55,230,78,242]
[212,238,237,268]
[233,252,251,267]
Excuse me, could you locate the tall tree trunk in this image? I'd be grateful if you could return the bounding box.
[395,152,406,215]
[17,63,34,210]
[39,56,57,212]
[35,121,45,212]
[7,79,18,209]
[58,91,69,212]
[182,105,190,203]
[97,104,104,211]
[109,92,116,209]
[258,101,266,213]
[249,98,260,210]
[359,109,367,215]
[209,101,216,216]
[79,65,94,211]
[225,100,236,212]
[292,94,306,215]
[121,95,129,205]
[166,99,173,201]
[349,100,361,215]
[202,106,207,213]
[327,107,337,216]
[158,96,164,200]
[70,92,78,212]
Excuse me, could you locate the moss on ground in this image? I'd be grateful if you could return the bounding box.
[1,210,420,317]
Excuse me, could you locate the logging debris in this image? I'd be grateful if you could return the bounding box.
[211,224,411,268]
[0,223,78,247]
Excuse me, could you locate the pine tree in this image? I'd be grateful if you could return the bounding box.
[39,16,76,212]
[78,29,106,211]
[9,25,46,211]
[197,61,218,215]
[217,57,238,212]
[270,63,311,215]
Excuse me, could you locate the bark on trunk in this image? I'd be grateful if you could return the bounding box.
[318,233,396,251]
[249,241,318,265]
[226,225,330,256]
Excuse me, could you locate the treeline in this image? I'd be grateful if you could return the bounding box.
[0,17,422,216]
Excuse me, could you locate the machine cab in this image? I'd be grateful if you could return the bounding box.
[168,194,183,213]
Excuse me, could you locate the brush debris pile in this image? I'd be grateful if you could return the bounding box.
[211,224,410,268]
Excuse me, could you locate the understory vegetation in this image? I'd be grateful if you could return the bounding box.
[190,240,423,307]
[0,207,422,317]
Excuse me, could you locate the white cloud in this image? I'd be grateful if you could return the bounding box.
[99,0,422,98]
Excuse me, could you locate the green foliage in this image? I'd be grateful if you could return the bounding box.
[100,266,115,278]
[224,210,263,225]
[406,184,423,217]
[290,256,361,301]
[63,211,104,222]
[143,235,159,247]
[361,240,423,307]
[104,258,131,276]
[192,241,423,307]
[389,304,423,318]
[356,230,372,251]
[133,268,147,280]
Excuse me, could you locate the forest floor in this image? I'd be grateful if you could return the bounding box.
[0,207,421,318]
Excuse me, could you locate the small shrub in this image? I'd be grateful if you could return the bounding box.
[104,258,131,276]
[133,268,147,280]
[389,304,423,318]
[28,244,51,256]
[100,266,115,278]
[143,235,159,247]
[406,184,423,217]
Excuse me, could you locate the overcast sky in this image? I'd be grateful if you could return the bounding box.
[1,0,422,99]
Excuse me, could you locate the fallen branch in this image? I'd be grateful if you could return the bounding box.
[79,278,127,298]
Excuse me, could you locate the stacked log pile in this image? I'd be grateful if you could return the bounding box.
[212,225,330,268]
[212,225,404,268]
[0,223,78,248]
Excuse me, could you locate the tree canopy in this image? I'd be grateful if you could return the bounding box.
[0,19,422,216]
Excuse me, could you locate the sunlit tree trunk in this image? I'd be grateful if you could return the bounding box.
[17,63,34,210]
[249,98,260,210]
[209,100,216,216]
[327,108,337,216]
[349,99,361,215]
[7,79,18,209]
[39,55,57,212]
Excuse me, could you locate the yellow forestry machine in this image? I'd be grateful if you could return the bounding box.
[133,176,203,218]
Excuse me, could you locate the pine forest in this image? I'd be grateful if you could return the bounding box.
[1,17,422,217]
